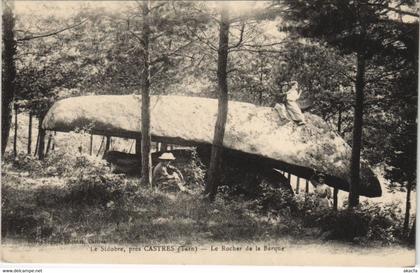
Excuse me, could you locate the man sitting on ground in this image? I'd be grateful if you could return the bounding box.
[152,152,190,193]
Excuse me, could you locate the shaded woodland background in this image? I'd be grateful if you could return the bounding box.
[1,1,418,247]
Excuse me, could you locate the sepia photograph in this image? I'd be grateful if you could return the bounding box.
[1,0,418,268]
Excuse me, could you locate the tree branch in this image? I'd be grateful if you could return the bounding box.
[229,48,285,54]
[17,19,88,42]
[228,22,245,49]
[365,70,399,83]
[150,62,166,81]
[129,29,144,44]
[227,68,238,74]
[150,40,193,65]
[185,24,218,51]
[365,3,419,17]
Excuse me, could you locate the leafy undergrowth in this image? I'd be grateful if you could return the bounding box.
[1,150,413,247]
[1,174,302,244]
[1,151,301,244]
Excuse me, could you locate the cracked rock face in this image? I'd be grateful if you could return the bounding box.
[43,95,381,197]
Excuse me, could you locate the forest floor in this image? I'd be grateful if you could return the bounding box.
[1,112,416,266]
[1,164,416,265]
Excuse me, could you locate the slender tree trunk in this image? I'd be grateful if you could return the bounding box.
[45,132,52,156]
[403,179,414,236]
[295,174,300,194]
[336,108,343,199]
[1,1,16,158]
[34,131,40,156]
[333,188,339,211]
[27,112,32,154]
[96,136,105,157]
[140,0,152,186]
[348,51,366,208]
[37,115,46,160]
[51,131,56,151]
[105,136,111,153]
[408,217,415,245]
[303,178,309,201]
[205,8,230,199]
[259,69,263,105]
[13,103,18,158]
[89,133,93,155]
[135,137,142,156]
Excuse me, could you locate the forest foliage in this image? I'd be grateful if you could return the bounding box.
[1,0,418,245]
[10,1,416,189]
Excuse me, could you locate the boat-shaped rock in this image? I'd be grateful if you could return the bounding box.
[42,95,381,197]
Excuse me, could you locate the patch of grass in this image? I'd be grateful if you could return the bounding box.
[1,146,410,246]
[2,167,303,244]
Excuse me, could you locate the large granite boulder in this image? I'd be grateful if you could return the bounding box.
[42,95,381,197]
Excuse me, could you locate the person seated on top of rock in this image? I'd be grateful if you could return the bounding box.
[152,152,190,193]
[273,80,306,126]
[313,172,332,209]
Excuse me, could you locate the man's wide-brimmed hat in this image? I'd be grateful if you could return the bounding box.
[317,172,326,179]
[310,171,326,180]
[158,152,176,161]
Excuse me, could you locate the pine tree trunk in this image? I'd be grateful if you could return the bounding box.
[13,103,18,158]
[403,179,414,236]
[205,8,230,199]
[45,132,52,156]
[408,217,415,246]
[336,107,342,209]
[105,136,111,152]
[140,0,152,186]
[34,131,40,156]
[51,131,56,151]
[102,136,111,158]
[259,70,263,105]
[27,112,32,154]
[333,188,339,211]
[1,1,16,158]
[37,115,46,160]
[96,136,105,157]
[348,51,366,208]
[89,133,93,155]
[135,137,141,155]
